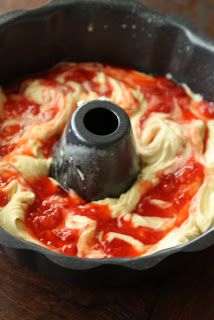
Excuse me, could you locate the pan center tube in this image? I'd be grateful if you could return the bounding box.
[51,100,140,201]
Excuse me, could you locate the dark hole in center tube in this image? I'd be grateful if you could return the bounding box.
[84,107,119,135]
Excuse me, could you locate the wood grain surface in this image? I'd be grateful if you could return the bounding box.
[0,1,214,320]
[1,245,214,320]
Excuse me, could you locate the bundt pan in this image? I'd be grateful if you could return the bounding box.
[0,0,214,286]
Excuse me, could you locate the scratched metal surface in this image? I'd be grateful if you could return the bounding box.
[0,1,213,39]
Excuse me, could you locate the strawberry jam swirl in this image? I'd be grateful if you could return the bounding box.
[0,63,213,258]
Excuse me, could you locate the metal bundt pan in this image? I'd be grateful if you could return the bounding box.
[0,0,214,285]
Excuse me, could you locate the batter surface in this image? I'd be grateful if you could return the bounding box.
[0,63,213,258]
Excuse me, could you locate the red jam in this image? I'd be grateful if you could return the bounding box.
[0,191,8,207]
[64,68,96,83]
[25,177,83,253]
[0,96,41,157]
[25,181,143,257]
[43,63,97,83]
[198,101,214,119]
[0,64,211,258]
[136,161,204,226]
[0,143,16,157]
[139,77,199,125]
[25,161,204,258]
[4,96,40,118]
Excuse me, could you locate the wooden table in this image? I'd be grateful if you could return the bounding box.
[0,1,214,319]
